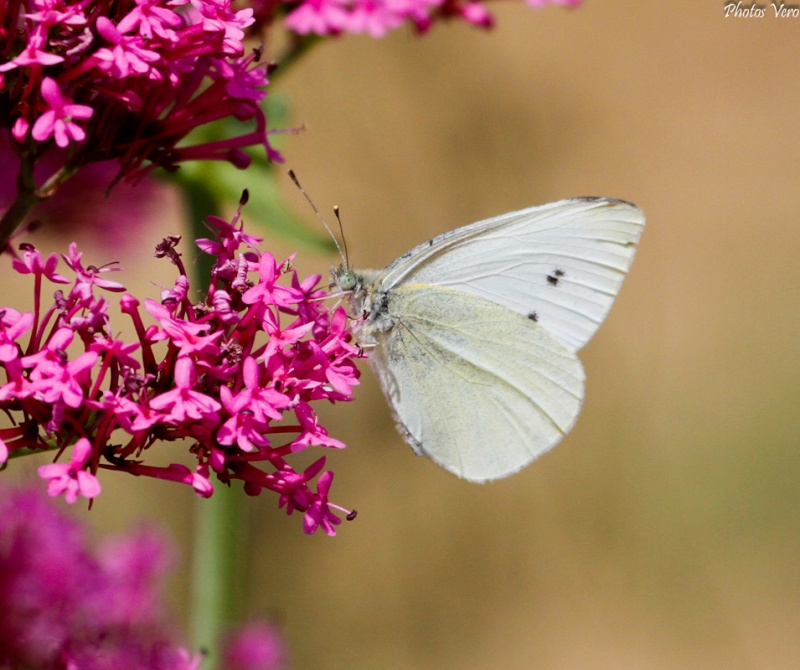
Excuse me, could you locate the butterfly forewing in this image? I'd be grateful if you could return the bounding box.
[378,198,645,353]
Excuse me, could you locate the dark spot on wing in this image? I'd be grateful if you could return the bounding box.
[547,268,565,286]
[528,311,538,322]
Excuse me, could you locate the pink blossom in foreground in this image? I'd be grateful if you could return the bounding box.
[0,484,287,668]
[30,78,94,148]
[38,437,102,503]
[222,621,288,670]
[0,196,361,534]
[0,486,201,669]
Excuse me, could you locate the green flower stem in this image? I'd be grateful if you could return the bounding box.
[0,189,40,248]
[0,159,78,248]
[182,34,321,659]
[190,483,245,669]
[185,182,246,669]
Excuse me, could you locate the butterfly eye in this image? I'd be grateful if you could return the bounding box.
[337,271,358,292]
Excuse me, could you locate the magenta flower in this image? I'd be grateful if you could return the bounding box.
[94,16,163,79]
[145,300,225,356]
[21,328,99,408]
[0,0,582,246]
[30,77,94,148]
[0,203,361,534]
[148,356,224,424]
[222,621,287,670]
[303,470,342,536]
[38,438,102,504]
[116,0,184,40]
[0,0,278,233]
[0,308,34,364]
[0,485,205,668]
[242,251,305,310]
[282,0,581,36]
[283,0,350,34]
[217,356,290,451]
[0,484,290,667]
[0,26,64,71]
[526,0,581,5]
[11,243,70,283]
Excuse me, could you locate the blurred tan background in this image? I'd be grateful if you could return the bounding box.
[6,1,800,668]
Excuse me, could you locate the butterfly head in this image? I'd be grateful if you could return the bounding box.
[332,263,359,293]
[331,263,368,316]
[331,264,392,337]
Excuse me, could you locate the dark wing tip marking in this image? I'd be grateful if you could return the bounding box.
[571,196,641,209]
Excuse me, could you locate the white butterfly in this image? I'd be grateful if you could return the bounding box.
[332,198,645,483]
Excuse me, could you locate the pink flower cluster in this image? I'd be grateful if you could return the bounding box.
[0,0,277,183]
[0,197,361,535]
[282,0,581,37]
[0,485,287,669]
[0,485,199,669]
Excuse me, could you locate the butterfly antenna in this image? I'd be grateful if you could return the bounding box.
[288,170,347,265]
[333,205,350,269]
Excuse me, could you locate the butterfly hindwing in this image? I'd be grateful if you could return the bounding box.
[367,285,585,482]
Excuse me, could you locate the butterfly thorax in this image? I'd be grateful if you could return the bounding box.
[331,264,395,339]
